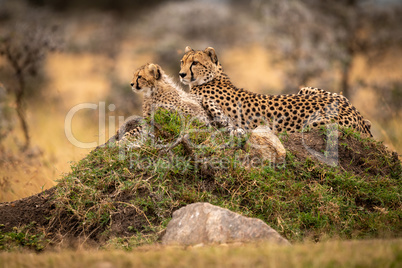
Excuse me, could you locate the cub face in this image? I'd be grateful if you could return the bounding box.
[131,63,162,94]
[179,46,219,86]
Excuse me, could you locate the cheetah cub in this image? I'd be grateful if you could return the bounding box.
[130,63,240,133]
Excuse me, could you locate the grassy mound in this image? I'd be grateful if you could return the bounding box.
[1,109,401,251]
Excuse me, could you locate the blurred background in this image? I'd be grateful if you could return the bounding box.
[0,0,401,201]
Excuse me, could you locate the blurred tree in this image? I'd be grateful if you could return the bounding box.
[251,0,402,97]
[25,0,172,13]
[0,18,62,151]
[0,83,14,152]
[135,1,258,74]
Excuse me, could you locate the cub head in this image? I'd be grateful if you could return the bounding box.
[131,63,163,93]
[179,46,220,86]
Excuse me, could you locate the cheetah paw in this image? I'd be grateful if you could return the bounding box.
[227,127,246,137]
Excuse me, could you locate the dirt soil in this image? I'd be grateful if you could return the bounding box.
[0,130,400,241]
[0,188,56,232]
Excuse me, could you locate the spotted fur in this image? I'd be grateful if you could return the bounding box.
[179,47,372,136]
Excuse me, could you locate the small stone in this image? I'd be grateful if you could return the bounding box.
[245,125,286,164]
[162,202,290,246]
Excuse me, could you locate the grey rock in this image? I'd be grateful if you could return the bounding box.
[245,125,286,164]
[162,202,290,246]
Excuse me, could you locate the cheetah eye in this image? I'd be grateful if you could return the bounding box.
[137,75,142,79]
[193,61,199,65]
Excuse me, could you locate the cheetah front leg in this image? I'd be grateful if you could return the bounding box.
[114,116,148,146]
[201,98,245,136]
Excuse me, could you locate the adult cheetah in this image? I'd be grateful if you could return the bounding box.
[179,46,372,136]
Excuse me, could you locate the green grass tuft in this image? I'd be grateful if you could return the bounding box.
[0,222,49,252]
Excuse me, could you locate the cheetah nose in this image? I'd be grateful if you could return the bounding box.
[130,83,134,87]
[179,73,186,78]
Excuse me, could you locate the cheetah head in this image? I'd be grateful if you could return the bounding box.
[131,63,163,95]
[179,46,220,86]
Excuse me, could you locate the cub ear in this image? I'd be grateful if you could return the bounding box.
[185,46,193,53]
[204,47,218,64]
[148,63,161,80]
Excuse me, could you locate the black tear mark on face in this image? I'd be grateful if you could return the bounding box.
[136,76,141,90]
[190,62,196,82]
[156,68,161,80]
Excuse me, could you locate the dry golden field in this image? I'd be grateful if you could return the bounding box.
[1,239,401,268]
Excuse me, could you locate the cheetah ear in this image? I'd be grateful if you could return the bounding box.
[204,47,218,64]
[148,64,161,80]
[185,46,193,53]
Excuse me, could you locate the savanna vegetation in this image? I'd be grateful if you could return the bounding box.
[1,109,401,249]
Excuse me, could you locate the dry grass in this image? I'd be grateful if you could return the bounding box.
[0,239,400,268]
[0,160,55,202]
[0,50,153,202]
[0,53,110,202]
